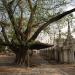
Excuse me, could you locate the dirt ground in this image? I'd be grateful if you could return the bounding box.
[0,54,75,75]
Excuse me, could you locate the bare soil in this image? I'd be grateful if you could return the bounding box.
[0,53,75,75]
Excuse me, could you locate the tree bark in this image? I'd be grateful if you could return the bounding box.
[14,47,28,66]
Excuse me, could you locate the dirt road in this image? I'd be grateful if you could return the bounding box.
[0,54,75,75]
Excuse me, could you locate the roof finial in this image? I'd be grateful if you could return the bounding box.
[67,19,71,38]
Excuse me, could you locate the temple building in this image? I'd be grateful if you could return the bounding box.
[55,20,75,63]
[40,20,75,64]
[39,19,75,64]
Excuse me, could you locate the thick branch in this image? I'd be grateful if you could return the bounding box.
[1,25,10,43]
[28,0,33,12]
[24,1,37,40]
[18,0,23,30]
[28,8,75,42]
[1,0,22,44]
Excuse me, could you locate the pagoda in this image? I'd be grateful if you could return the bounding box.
[63,20,75,63]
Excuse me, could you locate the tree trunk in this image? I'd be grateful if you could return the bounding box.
[13,47,28,66]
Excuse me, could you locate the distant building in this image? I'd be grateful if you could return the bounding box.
[54,20,75,63]
[39,20,75,64]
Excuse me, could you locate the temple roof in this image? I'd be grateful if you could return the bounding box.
[63,20,74,49]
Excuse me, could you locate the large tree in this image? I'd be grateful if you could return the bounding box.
[0,0,75,66]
